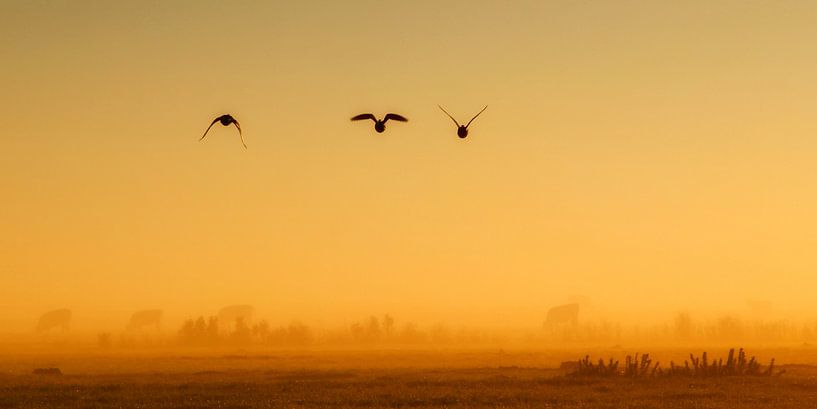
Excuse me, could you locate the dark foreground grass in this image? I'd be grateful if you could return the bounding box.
[2,365,817,408]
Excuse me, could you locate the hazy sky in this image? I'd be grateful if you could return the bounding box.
[3,1,817,331]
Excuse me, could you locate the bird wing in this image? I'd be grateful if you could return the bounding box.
[438,105,460,127]
[199,118,220,141]
[351,113,377,122]
[384,113,408,123]
[231,119,246,149]
[465,105,488,128]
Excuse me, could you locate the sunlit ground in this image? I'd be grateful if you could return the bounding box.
[3,347,817,408]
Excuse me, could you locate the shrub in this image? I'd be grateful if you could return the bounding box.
[568,348,784,378]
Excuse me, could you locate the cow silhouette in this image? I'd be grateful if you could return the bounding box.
[217,305,254,330]
[545,303,579,327]
[127,309,163,331]
[36,309,71,333]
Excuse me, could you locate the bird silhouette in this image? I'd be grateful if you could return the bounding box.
[200,114,245,148]
[438,105,487,138]
[350,113,408,133]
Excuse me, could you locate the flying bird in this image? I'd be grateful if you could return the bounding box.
[350,113,408,133]
[200,114,245,148]
[438,105,487,139]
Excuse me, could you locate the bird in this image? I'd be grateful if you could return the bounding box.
[350,113,408,133]
[200,114,245,148]
[438,105,487,138]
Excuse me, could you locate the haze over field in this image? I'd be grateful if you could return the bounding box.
[3,1,817,336]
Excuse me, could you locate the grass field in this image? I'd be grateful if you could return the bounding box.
[2,348,817,408]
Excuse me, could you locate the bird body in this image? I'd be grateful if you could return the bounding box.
[200,114,245,148]
[438,105,487,139]
[351,113,408,133]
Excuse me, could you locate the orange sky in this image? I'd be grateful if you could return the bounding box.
[2,1,817,331]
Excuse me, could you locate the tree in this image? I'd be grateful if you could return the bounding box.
[230,317,251,345]
[207,317,219,342]
[253,320,271,342]
[674,312,693,341]
[382,314,395,338]
[366,316,381,341]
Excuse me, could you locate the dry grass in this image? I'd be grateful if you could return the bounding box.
[0,348,816,408]
[571,348,785,378]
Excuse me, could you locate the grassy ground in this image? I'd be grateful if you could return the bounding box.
[1,348,817,408]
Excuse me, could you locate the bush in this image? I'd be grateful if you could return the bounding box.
[568,348,785,378]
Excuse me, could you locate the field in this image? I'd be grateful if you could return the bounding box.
[2,348,817,408]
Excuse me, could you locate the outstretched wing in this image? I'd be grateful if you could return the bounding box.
[199,118,220,141]
[465,105,488,128]
[231,119,246,149]
[438,105,460,127]
[351,113,377,122]
[383,113,408,123]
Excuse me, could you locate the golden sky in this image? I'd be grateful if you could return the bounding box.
[2,1,817,331]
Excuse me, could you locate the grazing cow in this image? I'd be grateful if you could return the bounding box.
[127,309,163,331]
[545,303,580,327]
[217,305,254,330]
[36,309,71,333]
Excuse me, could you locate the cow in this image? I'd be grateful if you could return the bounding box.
[217,305,254,330]
[36,309,71,333]
[545,303,579,328]
[127,309,163,331]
